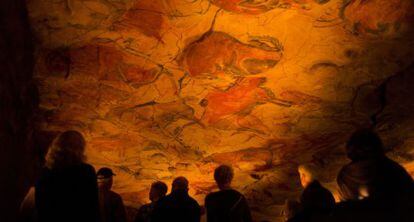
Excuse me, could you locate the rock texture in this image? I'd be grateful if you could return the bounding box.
[0,1,37,221]
[27,0,414,221]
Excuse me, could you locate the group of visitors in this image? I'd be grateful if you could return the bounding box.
[283,129,414,222]
[18,129,414,222]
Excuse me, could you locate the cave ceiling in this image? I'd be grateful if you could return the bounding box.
[27,0,414,220]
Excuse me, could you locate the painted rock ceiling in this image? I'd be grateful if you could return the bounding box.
[28,0,414,220]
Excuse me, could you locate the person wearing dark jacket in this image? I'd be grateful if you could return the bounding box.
[134,181,168,222]
[282,199,304,222]
[35,130,100,222]
[298,164,335,221]
[344,129,414,200]
[151,177,200,222]
[329,129,414,222]
[97,167,126,222]
[330,160,394,222]
[205,165,252,222]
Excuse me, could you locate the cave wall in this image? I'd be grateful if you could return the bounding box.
[0,0,37,221]
[27,0,414,221]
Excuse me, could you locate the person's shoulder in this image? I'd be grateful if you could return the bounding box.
[205,191,219,200]
[214,189,242,196]
[206,189,243,202]
[109,191,123,201]
[310,181,329,191]
[187,195,200,207]
[80,163,96,173]
[319,183,332,193]
[384,157,412,173]
[162,194,172,201]
[66,163,96,175]
[228,189,243,196]
[138,203,152,212]
[76,163,98,179]
[225,189,245,201]
[155,195,169,207]
[205,191,216,206]
[316,182,335,198]
[302,181,327,198]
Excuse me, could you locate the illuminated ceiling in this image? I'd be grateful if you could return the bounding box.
[28,0,414,220]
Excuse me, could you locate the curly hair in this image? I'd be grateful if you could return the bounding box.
[45,130,86,169]
[298,164,319,181]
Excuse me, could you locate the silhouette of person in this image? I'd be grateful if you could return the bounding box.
[330,129,414,222]
[97,167,126,222]
[151,177,201,222]
[134,181,168,222]
[298,164,335,220]
[205,165,252,222]
[344,129,414,199]
[35,130,100,222]
[282,199,304,222]
[329,160,393,222]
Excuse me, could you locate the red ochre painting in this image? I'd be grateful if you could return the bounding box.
[28,0,414,221]
[114,0,166,41]
[200,77,291,125]
[342,0,414,36]
[44,45,162,88]
[210,0,331,14]
[180,31,283,77]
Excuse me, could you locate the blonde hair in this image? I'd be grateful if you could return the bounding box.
[298,164,318,181]
[45,130,86,169]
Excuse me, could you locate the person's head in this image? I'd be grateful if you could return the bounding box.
[45,130,86,169]
[282,199,302,222]
[337,161,376,201]
[172,176,189,193]
[214,165,234,189]
[149,181,168,202]
[298,164,318,188]
[97,167,115,191]
[346,129,385,161]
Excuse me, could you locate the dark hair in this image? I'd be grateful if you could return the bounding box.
[151,181,168,196]
[214,165,234,185]
[346,129,384,161]
[172,177,189,191]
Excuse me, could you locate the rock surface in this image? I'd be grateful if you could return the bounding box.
[0,1,37,221]
[27,0,414,221]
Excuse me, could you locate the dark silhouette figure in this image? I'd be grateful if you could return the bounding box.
[151,177,201,222]
[331,161,393,222]
[205,165,252,222]
[35,130,100,222]
[345,129,414,198]
[330,129,414,222]
[298,164,335,221]
[346,128,388,161]
[282,200,304,222]
[134,181,168,222]
[97,167,127,222]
